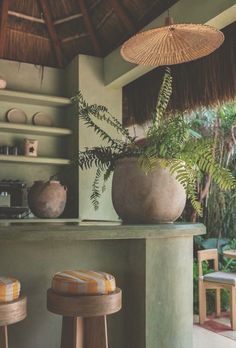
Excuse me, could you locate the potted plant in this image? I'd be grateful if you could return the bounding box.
[73,68,236,223]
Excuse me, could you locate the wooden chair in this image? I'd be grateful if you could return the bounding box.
[198,248,236,330]
[0,297,27,348]
[47,288,122,348]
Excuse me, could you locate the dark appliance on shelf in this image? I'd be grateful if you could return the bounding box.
[0,180,29,218]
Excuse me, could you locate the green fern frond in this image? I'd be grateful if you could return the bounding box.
[182,138,236,192]
[166,159,202,215]
[91,167,102,210]
[199,161,236,191]
[155,67,172,126]
[140,156,203,215]
[103,166,113,182]
[73,92,134,146]
[139,155,159,174]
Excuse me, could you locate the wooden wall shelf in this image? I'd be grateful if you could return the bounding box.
[0,90,72,107]
[0,219,79,224]
[0,63,79,220]
[0,155,71,166]
[0,122,72,136]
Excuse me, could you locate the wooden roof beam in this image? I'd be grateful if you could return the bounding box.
[54,13,83,25]
[62,33,89,43]
[9,28,49,41]
[110,0,135,33]
[8,11,44,23]
[78,0,102,56]
[8,11,83,26]
[38,0,64,67]
[89,0,102,12]
[0,0,9,57]
[96,9,113,29]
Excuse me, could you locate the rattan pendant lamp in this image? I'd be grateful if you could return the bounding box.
[121,16,224,67]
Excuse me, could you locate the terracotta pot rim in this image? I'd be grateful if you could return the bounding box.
[115,157,139,164]
[33,180,60,184]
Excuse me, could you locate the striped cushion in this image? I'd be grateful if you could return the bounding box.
[52,270,116,296]
[0,276,21,302]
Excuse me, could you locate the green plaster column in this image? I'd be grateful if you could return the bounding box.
[146,237,194,348]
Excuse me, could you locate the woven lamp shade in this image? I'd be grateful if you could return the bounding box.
[121,21,224,67]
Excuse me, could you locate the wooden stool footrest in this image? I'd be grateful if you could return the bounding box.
[47,288,122,317]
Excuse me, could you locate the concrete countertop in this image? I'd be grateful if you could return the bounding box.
[0,222,205,241]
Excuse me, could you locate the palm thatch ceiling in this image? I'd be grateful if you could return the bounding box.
[0,0,179,68]
[123,21,236,126]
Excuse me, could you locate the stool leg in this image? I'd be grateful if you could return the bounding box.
[61,316,84,348]
[0,326,8,348]
[84,316,108,348]
[199,281,206,325]
[215,288,221,317]
[230,287,236,331]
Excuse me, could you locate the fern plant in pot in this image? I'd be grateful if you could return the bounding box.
[73,68,236,223]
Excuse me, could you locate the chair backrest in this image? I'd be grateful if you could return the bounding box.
[197,249,218,277]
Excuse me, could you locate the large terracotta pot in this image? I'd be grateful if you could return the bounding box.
[112,158,186,223]
[28,180,67,218]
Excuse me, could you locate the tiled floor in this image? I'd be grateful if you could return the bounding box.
[194,313,236,347]
[193,325,236,348]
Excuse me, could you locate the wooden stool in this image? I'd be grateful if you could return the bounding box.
[47,288,122,348]
[0,297,27,348]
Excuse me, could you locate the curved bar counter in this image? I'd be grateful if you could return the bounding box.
[0,222,205,348]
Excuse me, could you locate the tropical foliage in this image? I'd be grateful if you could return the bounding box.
[185,102,236,237]
[73,68,236,213]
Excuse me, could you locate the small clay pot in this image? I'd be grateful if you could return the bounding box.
[24,139,38,157]
[28,180,67,218]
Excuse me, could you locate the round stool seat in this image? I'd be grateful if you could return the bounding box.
[0,296,27,326]
[52,270,116,296]
[47,287,122,317]
[0,277,21,303]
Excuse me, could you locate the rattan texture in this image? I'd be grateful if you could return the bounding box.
[121,23,224,67]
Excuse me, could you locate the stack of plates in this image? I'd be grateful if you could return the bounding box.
[0,276,21,302]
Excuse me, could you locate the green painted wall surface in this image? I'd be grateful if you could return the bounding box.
[78,55,122,221]
[0,59,66,96]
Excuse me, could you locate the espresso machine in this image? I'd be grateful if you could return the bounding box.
[0,180,29,218]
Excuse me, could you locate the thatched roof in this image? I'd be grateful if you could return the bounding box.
[123,21,236,126]
[0,0,179,68]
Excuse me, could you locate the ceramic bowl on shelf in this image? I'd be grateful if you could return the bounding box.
[32,112,53,127]
[6,108,27,124]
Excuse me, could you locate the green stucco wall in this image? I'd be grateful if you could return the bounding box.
[78,55,122,221]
